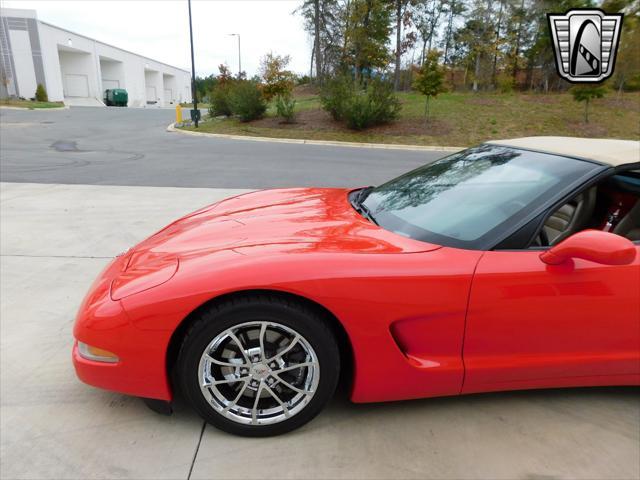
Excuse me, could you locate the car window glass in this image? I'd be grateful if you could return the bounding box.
[362,145,600,249]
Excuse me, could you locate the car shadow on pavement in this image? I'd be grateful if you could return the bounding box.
[164,383,639,436]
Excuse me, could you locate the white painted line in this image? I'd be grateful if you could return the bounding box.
[166,122,463,152]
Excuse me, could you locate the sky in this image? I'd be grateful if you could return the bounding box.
[2,0,313,77]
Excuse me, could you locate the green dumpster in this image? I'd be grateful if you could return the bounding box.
[104,89,128,107]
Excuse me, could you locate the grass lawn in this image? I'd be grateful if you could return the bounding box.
[180,102,211,109]
[0,99,65,109]
[181,90,640,147]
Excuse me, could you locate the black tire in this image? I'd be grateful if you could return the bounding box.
[176,295,340,437]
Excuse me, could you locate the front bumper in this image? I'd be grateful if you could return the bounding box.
[72,256,173,401]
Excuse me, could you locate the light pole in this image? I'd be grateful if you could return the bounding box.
[228,34,241,78]
[187,0,199,127]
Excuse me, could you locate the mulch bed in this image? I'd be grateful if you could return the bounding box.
[251,109,340,131]
[249,108,452,137]
[368,117,452,136]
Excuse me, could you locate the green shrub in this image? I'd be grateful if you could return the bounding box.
[229,81,267,122]
[275,94,296,123]
[343,80,401,130]
[209,85,233,117]
[496,73,514,94]
[321,77,401,130]
[296,75,311,85]
[35,84,48,102]
[320,75,355,121]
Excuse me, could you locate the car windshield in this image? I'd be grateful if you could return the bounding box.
[361,144,602,249]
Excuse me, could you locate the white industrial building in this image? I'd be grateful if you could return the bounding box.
[0,8,192,107]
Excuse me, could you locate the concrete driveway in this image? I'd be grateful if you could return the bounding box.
[1,182,638,480]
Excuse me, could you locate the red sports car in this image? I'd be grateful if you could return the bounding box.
[73,137,640,436]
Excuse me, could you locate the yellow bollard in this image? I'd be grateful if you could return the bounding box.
[175,104,182,124]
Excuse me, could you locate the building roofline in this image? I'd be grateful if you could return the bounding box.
[31,17,191,74]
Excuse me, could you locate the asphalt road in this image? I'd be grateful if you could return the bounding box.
[0,106,448,189]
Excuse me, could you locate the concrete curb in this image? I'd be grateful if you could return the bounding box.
[0,105,68,111]
[166,122,463,152]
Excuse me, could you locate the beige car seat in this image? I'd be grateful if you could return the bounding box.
[544,188,597,245]
[613,200,640,241]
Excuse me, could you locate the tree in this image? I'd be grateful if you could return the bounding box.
[260,52,296,101]
[470,0,494,91]
[314,0,323,82]
[217,64,235,86]
[604,0,640,93]
[454,15,493,91]
[442,0,465,67]
[344,0,393,81]
[570,84,606,123]
[297,0,342,82]
[415,0,447,66]
[490,0,505,86]
[505,0,528,87]
[413,50,446,124]
[523,0,594,92]
[392,0,417,90]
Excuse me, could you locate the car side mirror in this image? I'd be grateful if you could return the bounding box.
[540,230,636,266]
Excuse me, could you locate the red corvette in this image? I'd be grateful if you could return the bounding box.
[73,137,640,436]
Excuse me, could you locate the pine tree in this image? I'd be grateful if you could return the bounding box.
[570,85,607,123]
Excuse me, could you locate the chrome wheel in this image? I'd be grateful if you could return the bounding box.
[198,321,320,426]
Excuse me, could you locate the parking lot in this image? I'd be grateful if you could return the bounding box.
[0,106,441,189]
[1,107,639,480]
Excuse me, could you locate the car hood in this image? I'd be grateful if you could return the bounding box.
[128,188,440,261]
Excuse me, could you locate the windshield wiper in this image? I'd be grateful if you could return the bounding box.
[358,201,379,225]
[355,185,374,204]
[351,186,378,225]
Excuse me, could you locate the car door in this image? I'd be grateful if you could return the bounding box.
[462,243,640,394]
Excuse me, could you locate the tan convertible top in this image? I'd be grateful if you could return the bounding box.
[487,137,640,167]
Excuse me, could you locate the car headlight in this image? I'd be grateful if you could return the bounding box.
[77,341,119,363]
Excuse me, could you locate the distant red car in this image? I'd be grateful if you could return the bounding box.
[73,137,640,436]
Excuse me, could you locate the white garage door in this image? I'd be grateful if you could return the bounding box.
[164,88,172,104]
[64,74,89,97]
[102,79,120,90]
[146,86,157,103]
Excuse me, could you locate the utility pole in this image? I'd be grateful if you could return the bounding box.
[187,0,199,127]
[229,34,242,78]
